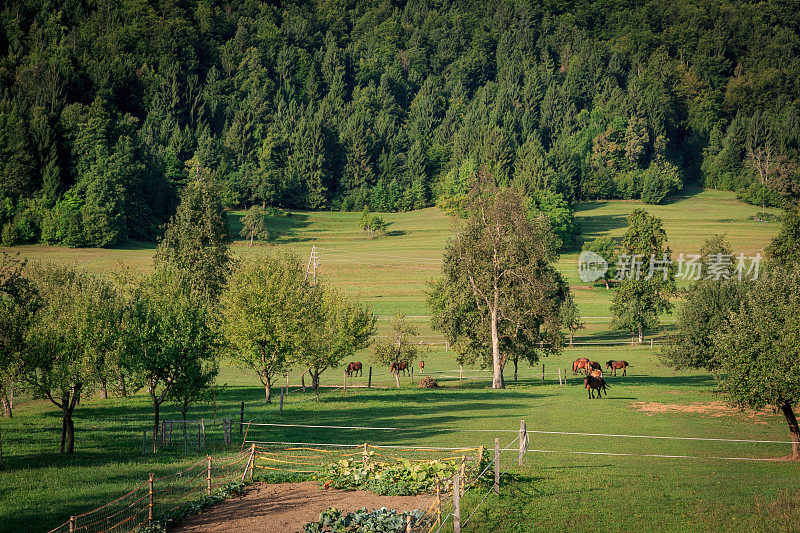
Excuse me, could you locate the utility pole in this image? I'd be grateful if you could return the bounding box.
[304,246,320,286]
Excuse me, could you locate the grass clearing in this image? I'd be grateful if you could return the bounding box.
[0,189,794,532]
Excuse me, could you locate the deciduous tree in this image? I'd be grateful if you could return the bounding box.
[220,254,314,404]
[714,265,800,458]
[24,264,120,453]
[120,267,218,450]
[0,253,41,418]
[373,315,419,387]
[429,176,566,388]
[611,210,675,343]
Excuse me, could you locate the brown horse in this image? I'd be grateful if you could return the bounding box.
[419,361,425,373]
[589,361,602,372]
[584,374,608,399]
[390,361,409,376]
[572,358,591,375]
[605,360,630,376]
[346,361,363,377]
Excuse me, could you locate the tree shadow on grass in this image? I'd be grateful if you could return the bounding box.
[228,211,314,244]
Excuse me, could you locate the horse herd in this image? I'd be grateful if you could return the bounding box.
[344,360,424,377]
[343,358,629,400]
[572,358,631,399]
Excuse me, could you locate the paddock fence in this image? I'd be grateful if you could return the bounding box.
[47,447,254,533]
[142,418,234,454]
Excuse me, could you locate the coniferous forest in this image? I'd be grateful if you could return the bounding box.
[0,0,799,247]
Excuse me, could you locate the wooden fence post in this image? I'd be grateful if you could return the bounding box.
[542,364,545,382]
[494,438,500,495]
[460,456,466,496]
[519,420,527,466]
[239,402,244,436]
[206,456,212,496]
[343,369,347,392]
[279,387,284,415]
[558,368,562,386]
[368,366,372,388]
[453,474,461,533]
[148,473,154,522]
[362,442,369,466]
[459,364,463,382]
[436,478,441,527]
[405,515,412,533]
[410,366,413,384]
[201,419,206,449]
[69,516,76,533]
[249,443,255,480]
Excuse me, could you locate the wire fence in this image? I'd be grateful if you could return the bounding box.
[142,418,234,455]
[47,448,254,533]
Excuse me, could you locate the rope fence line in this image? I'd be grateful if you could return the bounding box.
[241,421,797,445]
[523,449,792,462]
[47,447,255,533]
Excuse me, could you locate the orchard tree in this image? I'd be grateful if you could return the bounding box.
[429,177,567,389]
[560,292,584,347]
[714,266,800,457]
[121,267,218,450]
[297,289,376,398]
[155,157,232,301]
[358,207,389,239]
[221,254,315,404]
[0,253,41,417]
[24,264,120,453]
[611,210,675,343]
[240,205,270,246]
[169,358,219,421]
[373,315,420,387]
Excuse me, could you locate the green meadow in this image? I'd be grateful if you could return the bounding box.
[2,189,797,533]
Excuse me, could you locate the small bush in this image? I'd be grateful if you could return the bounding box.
[418,376,438,388]
[748,212,779,222]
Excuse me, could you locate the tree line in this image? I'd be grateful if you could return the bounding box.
[1,0,799,248]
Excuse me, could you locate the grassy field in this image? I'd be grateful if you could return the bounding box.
[1,189,796,532]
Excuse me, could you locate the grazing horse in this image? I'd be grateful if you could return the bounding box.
[589,369,603,378]
[346,361,363,377]
[605,360,630,376]
[589,361,602,372]
[583,374,608,399]
[419,361,425,373]
[390,361,410,376]
[572,358,591,375]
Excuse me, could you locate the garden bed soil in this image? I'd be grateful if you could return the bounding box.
[171,481,434,532]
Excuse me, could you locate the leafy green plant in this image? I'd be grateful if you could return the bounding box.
[317,458,462,496]
[303,507,426,533]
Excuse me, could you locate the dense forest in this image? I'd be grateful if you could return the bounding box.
[0,0,799,247]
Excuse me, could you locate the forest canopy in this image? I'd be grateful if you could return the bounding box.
[0,0,799,247]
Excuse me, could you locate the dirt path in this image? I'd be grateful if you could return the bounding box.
[172,481,434,533]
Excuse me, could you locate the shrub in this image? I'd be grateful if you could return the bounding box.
[418,376,438,388]
[1,222,16,245]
